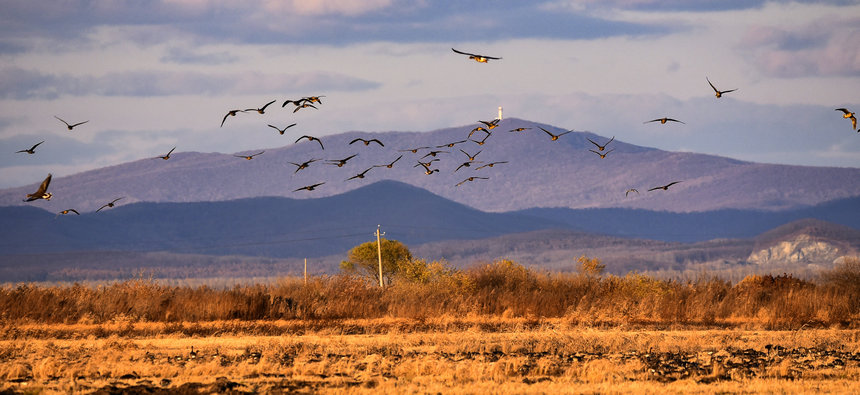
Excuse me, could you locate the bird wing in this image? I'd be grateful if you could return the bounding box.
[221,113,231,127]
[665,181,681,188]
[260,100,276,111]
[836,108,850,114]
[370,139,384,146]
[667,118,685,124]
[31,141,45,150]
[707,77,718,93]
[349,138,363,145]
[54,116,70,127]
[451,48,476,57]
[165,147,176,156]
[70,120,89,128]
[539,127,556,137]
[589,149,601,155]
[295,135,311,143]
[36,174,52,195]
[644,119,660,124]
[587,138,601,148]
[69,209,80,215]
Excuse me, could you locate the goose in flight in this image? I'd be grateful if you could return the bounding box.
[417,161,439,175]
[508,127,531,133]
[97,197,124,212]
[374,155,402,169]
[625,188,639,197]
[156,147,176,160]
[589,148,614,159]
[346,167,374,181]
[539,127,572,141]
[456,176,489,186]
[349,138,384,147]
[587,136,614,151]
[648,181,682,191]
[220,109,244,127]
[54,116,88,130]
[289,158,320,173]
[245,100,277,114]
[414,158,440,168]
[460,149,482,161]
[326,154,358,167]
[55,209,80,218]
[437,140,467,148]
[455,161,483,172]
[478,119,500,129]
[468,127,488,139]
[452,48,501,63]
[303,95,325,104]
[295,135,324,150]
[23,174,52,202]
[475,161,508,170]
[294,182,325,192]
[291,102,317,113]
[470,133,492,146]
[268,123,297,135]
[707,77,737,98]
[399,146,431,153]
[645,118,685,125]
[234,151,264,160]
[16,140,44,154]
[835,108,857,130]
[422,150,448,159]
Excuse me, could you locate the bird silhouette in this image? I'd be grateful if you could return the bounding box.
[835,108,857,130]
[399,146,431,153]
[289,158,320,173]
[16,141,44,154]
[707,77,737,98]
[54,116,88,130]
[416,161,439,175]
[455,161,483,172]
[97,197,124,212]
[294,182,325,192]
[156,147,176,160]
[648,181,682,191]
[414,158,440,168]
[234,151,264,160]
[644,118,685,125]
[456,176,489,186]
[478,119,500,129]
[437,140,467,148]
[475,161,508,170]
[625,188,639,197]
[470,133,492,146]
[346,167,374,181]
[326,154,358,167]
[55,209,80,218]
[245,100,276,114]
[468,127,488,139]
[295,135,324,150]
[452,48,501,63]
[460,149,482,161]
[589,148,614,158]
[587,136,614,151]
[23,174,52,202]
[220,110,244,127]
[373,155,402,168]
[508,127,531,132]
[302,95,325,104]
[349,138,384,147]
[268,123,297,135]
[422,150,448,158]
[539,127,572,141]
[292,102,318,113]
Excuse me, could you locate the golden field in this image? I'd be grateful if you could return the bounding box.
[1,259,859,393]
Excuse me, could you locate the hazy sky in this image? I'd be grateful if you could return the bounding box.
[1,0,858,188]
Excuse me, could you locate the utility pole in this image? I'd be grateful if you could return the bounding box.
[376,224,384,288]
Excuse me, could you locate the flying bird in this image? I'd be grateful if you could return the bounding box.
[437,140,467,148]
[374,155,403,169]
[220,109,244,127]
[422,150,448,159]
[54,116,88,130]
[346,167,374,181]
[234,151,264,160]
[23,174,52,202]
[455,161,483,172]
[468,127,488,139]
[326,154,358,167]
[460,149,482,161]
[349,138,384,147]
[156,147,176,160]
[289,158,320,173]
[587,136,614,151]
[416,161,439,175]
[268,123,297,135]
[478,119,500,129]
[456,176,489,186]
[707,77,737,98]
[835,108,857,130]
[589,148,615,158]
[55,209,80,218]
[295,135,324,150]
[625,188,639,197]
[648,181,682,192]
[302,95,325,104]
[539,127,572,141]
[245,100,277,114]
[399,146,431,153]
[96,197,124,212]
[509,127,531,133]
[16,140,44,154]
[414,159,440,168]
[475,161,508,170]
[644,118,685,125]
[294,182,325,192]
[451,48,501,63]
[470,133,492,146]
[292,102,318,113]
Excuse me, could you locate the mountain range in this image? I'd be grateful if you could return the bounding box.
[3,118,860,213]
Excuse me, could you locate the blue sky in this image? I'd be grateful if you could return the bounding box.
[1,0,858,188]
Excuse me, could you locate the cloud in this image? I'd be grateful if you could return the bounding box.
[740,16,860,78]
[0,68,381,99]
[159,46,238,64]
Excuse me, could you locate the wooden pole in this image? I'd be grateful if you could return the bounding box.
[376,225,384,288]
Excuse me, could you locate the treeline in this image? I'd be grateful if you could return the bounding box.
[1,258,858,329]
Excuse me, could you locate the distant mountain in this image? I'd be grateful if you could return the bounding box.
[2,118,859,213]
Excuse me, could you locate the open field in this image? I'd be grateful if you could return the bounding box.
[1,259,858,393]
[1,319,859,393]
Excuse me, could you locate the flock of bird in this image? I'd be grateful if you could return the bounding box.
[16,47,860,218]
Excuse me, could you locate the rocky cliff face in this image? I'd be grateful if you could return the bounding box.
[748,234,843,265]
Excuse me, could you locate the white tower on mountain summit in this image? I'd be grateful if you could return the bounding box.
[498,106,503,120]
